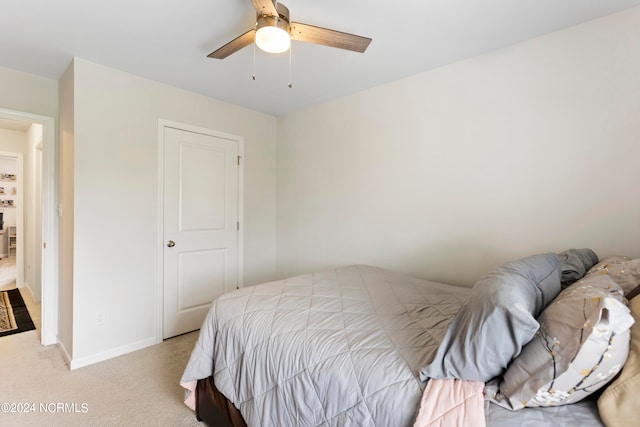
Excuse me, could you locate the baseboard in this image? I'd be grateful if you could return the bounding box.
[57,338,72,368]
[22,282,41,303]
[23,281,35,302]
[69,336,157,370]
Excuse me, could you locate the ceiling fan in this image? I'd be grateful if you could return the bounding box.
[207,0,372,59]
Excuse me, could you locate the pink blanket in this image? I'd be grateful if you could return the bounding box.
[180,379,197,411]
[414,379,486,427]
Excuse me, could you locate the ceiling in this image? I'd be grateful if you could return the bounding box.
[1,1,640,116]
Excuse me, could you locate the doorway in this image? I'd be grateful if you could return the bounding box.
[0,154,23,285]
[0,108,57,346]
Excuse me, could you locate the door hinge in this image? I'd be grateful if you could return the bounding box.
[237,222,240,231]
[237,155,241,166]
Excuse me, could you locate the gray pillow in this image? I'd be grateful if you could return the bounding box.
[557,248,599,288]
[420,253,562,382]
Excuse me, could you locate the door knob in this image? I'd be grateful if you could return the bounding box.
[167,240,175,248]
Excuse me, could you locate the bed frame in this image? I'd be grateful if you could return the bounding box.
[195,377,247,427]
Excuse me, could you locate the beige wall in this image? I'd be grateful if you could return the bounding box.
[24,123,43,302]
[0,128,27,155]
[64,58,277,366]
[58,61,75,357]
[0,65,58,118]
[0,64,58,345]
[276,7,640,286]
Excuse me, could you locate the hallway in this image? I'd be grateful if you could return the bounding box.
[0,255,40,330]
[0,256,17,289]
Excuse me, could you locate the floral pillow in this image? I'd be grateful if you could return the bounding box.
[489,272,634,409]
[586,256,640,296]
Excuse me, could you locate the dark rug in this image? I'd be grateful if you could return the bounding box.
[0,288,36,337]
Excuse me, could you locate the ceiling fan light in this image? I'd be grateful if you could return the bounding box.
[255,24,291,53]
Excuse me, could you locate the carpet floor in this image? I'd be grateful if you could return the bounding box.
[0,256,17,290]
[0,312,202,426]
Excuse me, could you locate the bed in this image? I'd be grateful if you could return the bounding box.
[180,251,640,427]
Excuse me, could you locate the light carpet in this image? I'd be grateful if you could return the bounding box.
[0,321,202,426]
[0,256,16,290]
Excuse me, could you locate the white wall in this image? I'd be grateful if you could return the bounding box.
[0,65,58,119]
[58,62,75,358]
[64,58,277,367]
[25,124,43,302]
[0,129,27,156]
[0,64,58,344]
[276,7,640,287]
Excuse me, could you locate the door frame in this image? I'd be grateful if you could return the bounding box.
[156,119,244,343]
[0,108,57,346]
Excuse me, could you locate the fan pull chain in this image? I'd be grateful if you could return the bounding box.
[252,39,256,81]
[288,43,293,88]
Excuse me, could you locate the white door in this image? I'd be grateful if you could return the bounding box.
[163,126,239,339]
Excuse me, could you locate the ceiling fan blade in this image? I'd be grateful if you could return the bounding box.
[290,23,372,53]
[207,29,256,59]
[250,0,278,17]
